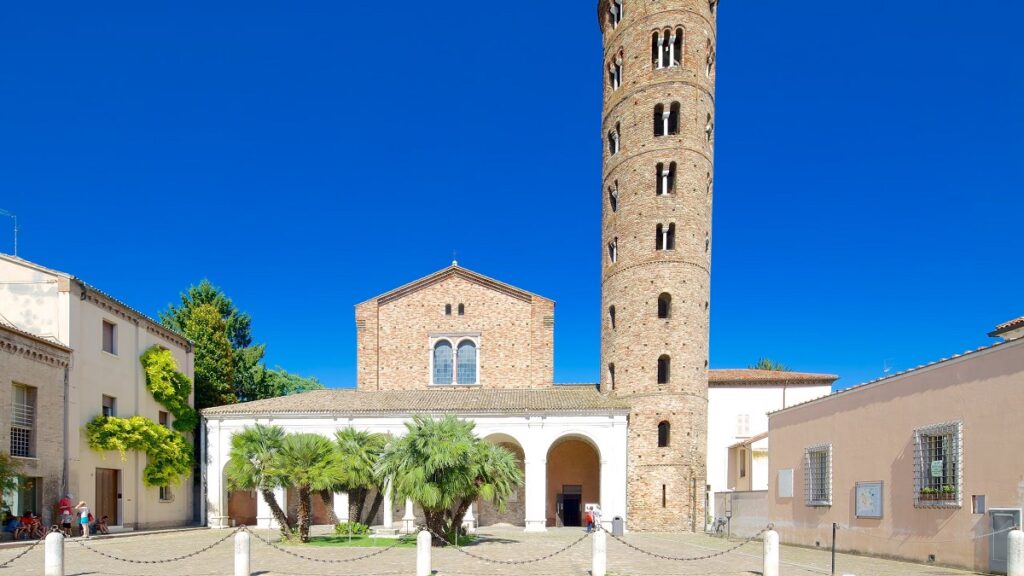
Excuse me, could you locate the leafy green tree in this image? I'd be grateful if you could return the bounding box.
[160,279,254,349]
[186,304,236,409]
[269,433,342,542]
[264,367,325,397]
[331,428,388,525]
[0,453,22,512]
[224,424,291,535]
[376,416,523,546]
[748,357,791,371]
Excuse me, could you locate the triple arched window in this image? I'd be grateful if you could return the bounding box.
[652,28,684,69]
[432,338,479,385]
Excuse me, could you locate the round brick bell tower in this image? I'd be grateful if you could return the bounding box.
[598,0,716,531]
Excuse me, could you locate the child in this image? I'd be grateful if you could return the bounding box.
[75,501,91,538]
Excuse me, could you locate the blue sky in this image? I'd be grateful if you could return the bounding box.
[1,2,1021,389]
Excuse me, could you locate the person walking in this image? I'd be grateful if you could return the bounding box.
[592,505,603,532]
[585,510,594,533]
[75,501,91,538]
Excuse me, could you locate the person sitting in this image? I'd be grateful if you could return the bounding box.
[92,515,110,535]
[13,513,33,540]
[1,513,17,534]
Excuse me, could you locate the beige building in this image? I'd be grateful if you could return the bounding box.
[0,323,70,524]
[0,255,195,529]
[767,318,1024,573]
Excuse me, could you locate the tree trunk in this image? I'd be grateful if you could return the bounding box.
[423,508,448,547]
[450,497,473,540]
[363,491,384,526]
[318,489,339,525]
[352,487,367,525]
[259,488,292,536]
[297,486,312,543]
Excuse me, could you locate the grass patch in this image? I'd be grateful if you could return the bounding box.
[300,534,479,548]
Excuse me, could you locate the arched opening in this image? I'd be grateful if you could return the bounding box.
[444,304,451,316]
[458,303,465,316]
[651,32,661,68]
[608,181,618,212]
[608,305,616,330]
[658,293,671,319]
[224,464,257,528]
[668,103,680,135]
[478,434,526,527]
[456,339,477,384]
[657,355,671,384]
[433,340,453,385]
[654,104,665,137]
[673,28,684,66]
[658,421,671,447]
[546,435,601,527]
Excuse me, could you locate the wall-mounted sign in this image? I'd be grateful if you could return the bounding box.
[856,481,883,519]
[931,460,944,478]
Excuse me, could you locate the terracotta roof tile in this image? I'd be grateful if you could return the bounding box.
[709,369,838,386]
[990,316,1024,337]
[202,387,630,417]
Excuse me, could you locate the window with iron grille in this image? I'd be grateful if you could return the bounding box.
[804,444,831,506]
[914,421,962,508]
[10,385,35,458]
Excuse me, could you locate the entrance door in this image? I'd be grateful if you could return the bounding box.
[990,508,1021,574]
[95,468,120,526]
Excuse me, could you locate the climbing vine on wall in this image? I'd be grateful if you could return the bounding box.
[140,346,198,431]
[86,416,193,486]
[85,346,197,487]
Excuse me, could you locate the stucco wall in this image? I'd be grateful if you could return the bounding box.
[355,273,554,390]
[768,339,1024,572]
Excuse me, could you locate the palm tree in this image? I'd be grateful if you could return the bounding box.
[376,415,522,546]
[269,433,342,542]
[224,424,291,534]
[332,428,388,525]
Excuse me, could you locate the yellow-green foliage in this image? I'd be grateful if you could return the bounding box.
[140,346,198,431]
[86,416,193,487]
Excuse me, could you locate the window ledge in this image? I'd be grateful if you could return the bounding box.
[101,351,119,359]
[806,501,832,507]
[11,456,38,462]
[428,383,481,388]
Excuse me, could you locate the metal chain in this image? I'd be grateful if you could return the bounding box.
[423,526,591,565]
[246,526,404,564]
[603,525,766,562]
[73,526,239,564]
[0,525,57,568]
[838,523,1015,543]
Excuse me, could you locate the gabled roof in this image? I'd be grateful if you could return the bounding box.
[708,369,838,387]
[989,316,1024,338]
[0,253,190,347]
[202,387,629,417]
[365,263,548,306]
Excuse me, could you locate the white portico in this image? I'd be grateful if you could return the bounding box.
[203,388,630,532]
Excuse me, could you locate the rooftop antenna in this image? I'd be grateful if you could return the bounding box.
[0,209,17,256]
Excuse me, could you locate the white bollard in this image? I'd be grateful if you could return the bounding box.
[416,530,432,576]
[592,528,607,576]
[234,530,251,576]
[1009,529,1024,576]
[44,531,64,576]
[763,529,779,576]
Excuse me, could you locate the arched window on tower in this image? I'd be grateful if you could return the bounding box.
[706,39,715,78]
[608,53,622,91]
[456,340,477,385]
[656,224,676,250]
[608,237,618,264]
[656,162,676,196]
[660,29,672,69]
[668,103,680,135]
[609,0,623,29]
[433,340,453,385]
[657,355,671,384]
[658,293,672,319]
[608,123,620,155]
[658,421,671,447]
[651,32,661,69]
[609,181,619,212]
[608,363,616,390]
[653,104,665,137]
[673,28,684,66]
[458,303,465,316]
[608,305,616,330]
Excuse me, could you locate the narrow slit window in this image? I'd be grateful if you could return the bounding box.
[458,303,465,316]
[652,32,661,69]
[668,103,680,135]
[660,30,672,69]
[445,304,452,316]
[662,485,667,508]
[657,355,671,384]
[654,104,665,137]
[666,223,676,250]
[672,28,684,66]
[608,237,618,264]
[608,305,616,330]
[608,363,616,390]
[656,224,664,250]
[609,181,619,212]
[658,293,671,319]
[658,421,670,447]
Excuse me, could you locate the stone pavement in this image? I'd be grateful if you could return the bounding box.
[0,525,988,575]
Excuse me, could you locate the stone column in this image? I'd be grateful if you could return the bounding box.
[402,498,416,534]
[524,456,547,532]
[382,482,393,528]
[334,491,350,523]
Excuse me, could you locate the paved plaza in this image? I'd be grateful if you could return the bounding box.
[0,525,986,576]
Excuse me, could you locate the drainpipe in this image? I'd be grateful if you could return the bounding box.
[62,363,70,497]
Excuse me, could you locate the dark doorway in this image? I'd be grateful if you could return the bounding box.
[95,468,120,526]
[560,484,583,526]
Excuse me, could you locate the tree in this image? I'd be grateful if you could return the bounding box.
[748,357,791,371]
[332,428,388,525]
[376,416,523,546]
[160,279,254,350]
[186,304,236,409]
[0,453,22,512]
[264,367,325,398]
[224,424,291,535]
[269,433,342,542]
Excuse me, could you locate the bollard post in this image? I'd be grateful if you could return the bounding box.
[44,531,64,576]
[234,530,251,576]
[592,528,607,576]
[416,530,432,576]
[763,528,779,576]
[1009,529,1024,576]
